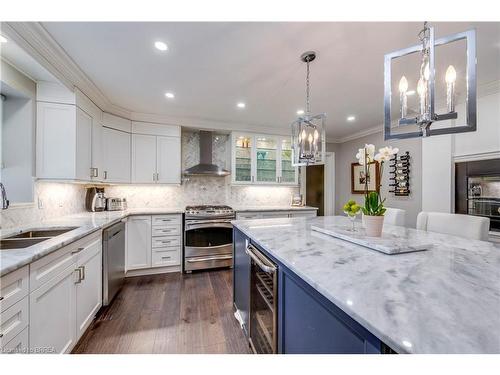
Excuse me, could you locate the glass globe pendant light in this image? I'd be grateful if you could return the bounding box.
[291,51,326,166]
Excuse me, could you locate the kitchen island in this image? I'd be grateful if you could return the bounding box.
[232,216,500,354]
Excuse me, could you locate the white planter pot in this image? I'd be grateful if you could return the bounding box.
[363,215,385,237]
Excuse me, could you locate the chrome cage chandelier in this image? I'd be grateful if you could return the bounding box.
[291,51,326,166]
[384,22,477,140]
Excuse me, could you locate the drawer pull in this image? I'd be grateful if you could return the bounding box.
[161,256,172,260]
[71,247,85,255]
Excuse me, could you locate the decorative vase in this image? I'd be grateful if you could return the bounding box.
[363,215,385,237]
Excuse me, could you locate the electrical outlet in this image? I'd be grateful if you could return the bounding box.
[38,198,43,209]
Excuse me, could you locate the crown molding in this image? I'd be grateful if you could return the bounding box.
[3,22,131,119]
[4,22,499,145]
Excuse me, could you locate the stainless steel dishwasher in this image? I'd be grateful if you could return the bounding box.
[102,220,125,305]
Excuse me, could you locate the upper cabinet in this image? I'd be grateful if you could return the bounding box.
[231,132,298,185]
[102,113,131,183]
[131,122,181,184]
[36,83,103,181]
[36,83,181,185]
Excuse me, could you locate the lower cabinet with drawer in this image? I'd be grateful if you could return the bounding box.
[29,231,102,354]
[126,214,182,275]
[1,231,103,354]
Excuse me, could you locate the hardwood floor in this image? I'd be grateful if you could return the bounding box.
[72,269,252,354]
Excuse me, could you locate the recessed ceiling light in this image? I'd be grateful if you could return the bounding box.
[347,116,356,122]
[296,109,305,115]
[406,90,416,96]
[154,41,168,51]
[165,92,175,99]
[0,35,7,43]
[237,102,246,109]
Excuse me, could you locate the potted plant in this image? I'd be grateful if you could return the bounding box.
[355,144,398,237]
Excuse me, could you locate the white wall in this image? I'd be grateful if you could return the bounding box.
[334,132,422,228]
[421,91,500,213]
[1,60,36,204]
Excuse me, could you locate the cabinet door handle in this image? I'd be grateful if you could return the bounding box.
[156,173,160,181]
[251,175,254,182]
[104,170,108,179]
[95,168,99,177]
[74,268,82,284]
[0,296,4,301]
[80,266,85,281]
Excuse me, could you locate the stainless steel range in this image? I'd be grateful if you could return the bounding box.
[184,205,235,272]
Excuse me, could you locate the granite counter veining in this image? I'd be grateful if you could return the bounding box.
[232,215,500,354]
[0,208,184,276]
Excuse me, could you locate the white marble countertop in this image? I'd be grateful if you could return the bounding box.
[0,205,317,276]
[232,215,500,354]
[0,208,183,276]
[232,205,318,212]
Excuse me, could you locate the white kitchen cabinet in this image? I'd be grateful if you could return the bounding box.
[75,107,93,181]
[131,133,181,184]
[29,263,77,354]
[126,216,152,270]
[131,134,157,183]
[36,102,77,179]
[91,118,103,182]
[36,82,103,181]
[157,136,181,184]
[231,132,298,185]
[36,102,102,181]
[75,238,102,340]
[103,127,131,182]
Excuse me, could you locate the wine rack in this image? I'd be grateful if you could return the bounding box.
[389,151,410,196]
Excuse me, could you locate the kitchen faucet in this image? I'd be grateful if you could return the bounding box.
[0,182,9,209]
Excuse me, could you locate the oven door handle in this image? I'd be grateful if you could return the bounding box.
[245,244,276,274]
[186,222,233,230]
[186,255,233,263]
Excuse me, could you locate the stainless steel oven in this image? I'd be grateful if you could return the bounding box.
[184,205,235,272]
[246,242,278,354]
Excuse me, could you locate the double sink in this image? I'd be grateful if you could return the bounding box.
[0,227,78,250]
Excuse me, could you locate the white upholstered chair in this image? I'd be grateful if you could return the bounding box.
[383,207,406,227]
[416,211,490,241]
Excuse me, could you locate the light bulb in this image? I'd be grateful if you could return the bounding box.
[445,65,456,84]
[417,78,426,97]
[300,129,306,141]
[308,133,313,143]
[313,129,319,141]
[424,63,430,81]
[398,76,408,93]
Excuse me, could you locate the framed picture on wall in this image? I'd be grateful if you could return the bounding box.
[351,162,380,194]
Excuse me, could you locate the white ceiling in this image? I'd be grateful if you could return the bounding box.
[40,22,500,140]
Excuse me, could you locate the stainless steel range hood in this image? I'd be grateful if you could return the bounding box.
[183,131,230,177]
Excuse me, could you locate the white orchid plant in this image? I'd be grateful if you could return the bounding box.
[355,144,399,216]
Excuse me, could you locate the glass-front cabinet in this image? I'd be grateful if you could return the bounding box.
[231,133,298,185]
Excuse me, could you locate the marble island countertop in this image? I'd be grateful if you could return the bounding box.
[232,215,500,354]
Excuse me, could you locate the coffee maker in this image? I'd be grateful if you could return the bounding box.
[85,187,106,212]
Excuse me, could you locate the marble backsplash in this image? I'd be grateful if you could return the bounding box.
[0,181,87,230]
[1,131,298,229]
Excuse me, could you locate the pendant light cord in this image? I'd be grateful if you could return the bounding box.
[306,59,311,114]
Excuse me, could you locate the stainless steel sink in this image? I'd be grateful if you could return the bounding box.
[6,227,78,239]
[0,238,51,250]
[0,227,78,250]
